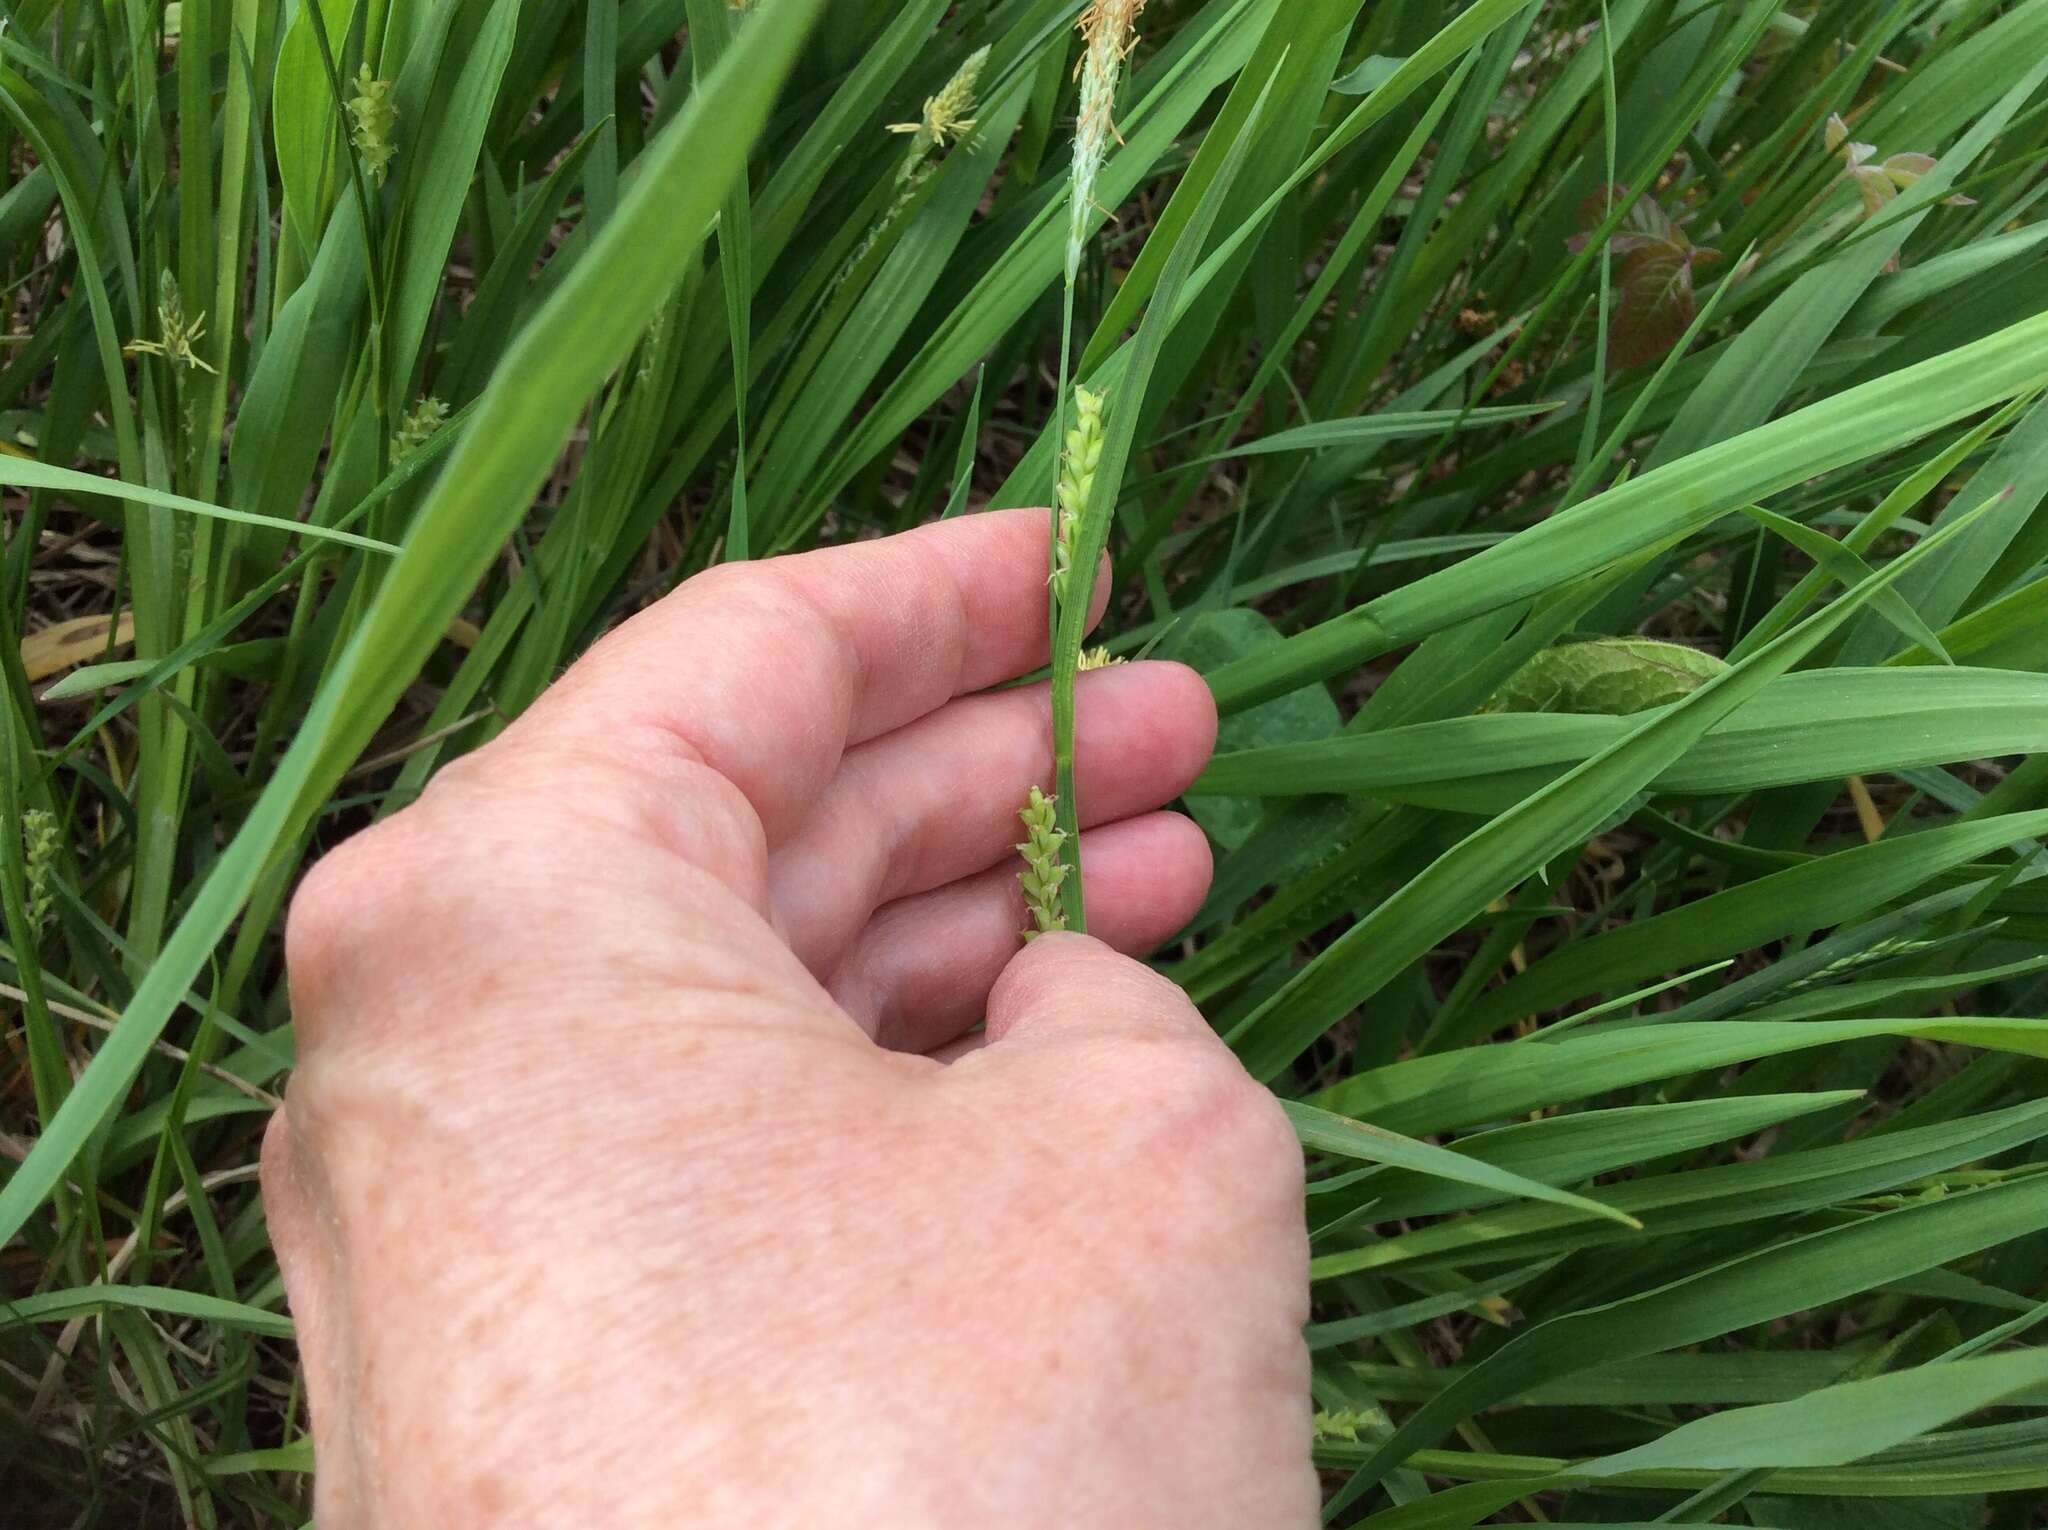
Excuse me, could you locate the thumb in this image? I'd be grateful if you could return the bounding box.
[983,931,1215,1048]
[970,933,1302,1204]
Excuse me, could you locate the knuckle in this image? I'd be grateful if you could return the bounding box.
[257,1105,294,1202]
[695,558,837,649]
[283,815,435,1029]
[256,1107,313,1264]
[283,837,377,994]
[417,740,494,797]
[672,558,796,627]
[679,557,768,601]
[1115,1039,1301,1196]
[1220,1076,1306,1193]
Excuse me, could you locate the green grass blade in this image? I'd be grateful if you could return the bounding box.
[0,456,400,553]
[1284,1100,1642,1229]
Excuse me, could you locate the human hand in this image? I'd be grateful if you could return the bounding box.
[263,509,1314,1527]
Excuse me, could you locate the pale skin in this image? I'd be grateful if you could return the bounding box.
[263,508,1316,1526]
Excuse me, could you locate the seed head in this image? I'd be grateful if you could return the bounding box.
[1314,1408,1375,1443]
[1067,0,1145,279]
[125,270,217,374]
[1052,384,1105,603]
[1016,786,1070,940]
[348,65,398,187]
[888,46,989,160]
[21,808,59,929]
[391,396,450,462]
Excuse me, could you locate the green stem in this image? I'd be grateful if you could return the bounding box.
[1049,279,1086,932]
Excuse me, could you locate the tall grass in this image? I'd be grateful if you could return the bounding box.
[5,0,2048,1522]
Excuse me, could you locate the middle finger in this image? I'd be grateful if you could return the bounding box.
[766,661,1216,973]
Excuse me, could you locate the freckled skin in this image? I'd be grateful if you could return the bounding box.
[264,511,1315,1528]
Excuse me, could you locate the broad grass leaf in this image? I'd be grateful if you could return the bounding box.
[1336,1174,2048,1494]
[1314,1018,2048,1135]
[1324,1098,2048,1277]
[1575,1349,2048,1476]
[1283,1100,1641,1229]
[1307,1093,1861,1226]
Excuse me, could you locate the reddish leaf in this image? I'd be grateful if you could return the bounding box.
[1567,182,1626,254]
[1610,238,1702,369]
[1566,185,1718,369]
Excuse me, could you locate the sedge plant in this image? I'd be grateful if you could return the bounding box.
[5,1,2048,1522]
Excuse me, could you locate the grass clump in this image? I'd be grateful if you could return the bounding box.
[5,0,2048,1523]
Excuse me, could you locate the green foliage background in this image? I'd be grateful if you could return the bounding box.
[4,0,2048,1522]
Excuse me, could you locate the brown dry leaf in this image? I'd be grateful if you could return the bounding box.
[21,610,136,683]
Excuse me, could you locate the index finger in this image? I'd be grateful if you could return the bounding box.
[513,508,1109,840]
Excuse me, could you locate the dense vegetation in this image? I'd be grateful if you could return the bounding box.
[6,0,2048,1522]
